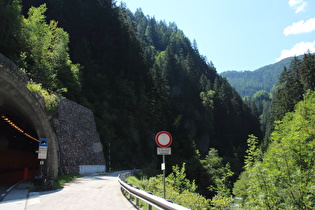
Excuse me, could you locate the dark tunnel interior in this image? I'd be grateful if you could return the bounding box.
[0,93,40,186]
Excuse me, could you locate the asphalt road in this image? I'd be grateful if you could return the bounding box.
[0,186,7,201]
[26,171,139,210]
[0,170,28,202]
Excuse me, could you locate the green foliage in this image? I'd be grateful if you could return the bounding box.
[202,148,234,192]
[127,164,210,209]
[17,3,81,98]
[4,1,262,198]
[210,193,234,210]
[116,5,262,169]
[272,57,303,122]
[26,82,61,112]
[0,0,23,58]
[167,163,198,193]
[244,134,261,167]
[300,52,315,91]
[211,76,262,161]
[221,55,303,98]
[252,90,271,101]
[201,148,234,209]
[232,170,250,200]
[272,53,315,122]
[200,90,215,109]
[268,52,315,148]
[53,173,79,189]
[246,90,272,141]
[234,91,315,209]
[233,135,261,202]
[125,175,143,188]
[20,4,57,88]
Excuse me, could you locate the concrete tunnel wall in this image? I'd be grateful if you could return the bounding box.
[0,55,58,179]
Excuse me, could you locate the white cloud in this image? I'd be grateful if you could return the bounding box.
[289,0,303,7]
[296,2,307,13]
[277,41,315,61]
[288,0,308,13]
[284,18,315,36]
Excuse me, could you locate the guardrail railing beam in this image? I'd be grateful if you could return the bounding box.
[118,171,190,210]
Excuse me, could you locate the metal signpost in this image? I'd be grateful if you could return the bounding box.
[155,131,172,199]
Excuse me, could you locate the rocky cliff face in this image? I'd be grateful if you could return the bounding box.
[53,99,105,174]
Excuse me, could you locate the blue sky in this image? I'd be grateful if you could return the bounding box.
[120,0,315,73]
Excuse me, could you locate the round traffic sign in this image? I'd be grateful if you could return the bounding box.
[155,131,172,147]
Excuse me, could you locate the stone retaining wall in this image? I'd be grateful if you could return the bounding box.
[53,99,106,174]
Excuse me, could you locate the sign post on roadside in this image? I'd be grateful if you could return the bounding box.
[38,138,48,159]
[155,131,172,199]
[38,138,48,175]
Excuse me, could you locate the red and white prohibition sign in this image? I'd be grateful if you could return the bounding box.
[155,131,172,148]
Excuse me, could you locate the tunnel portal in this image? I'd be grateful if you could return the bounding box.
[0,53,106,184]
[0,55,58,185]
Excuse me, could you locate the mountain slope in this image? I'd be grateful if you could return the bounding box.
[1,1,263,182]
[221,55,304,97]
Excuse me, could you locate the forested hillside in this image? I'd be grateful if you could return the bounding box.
[1,0,262,173]
[3,0,315,208]
[221,55,302,97]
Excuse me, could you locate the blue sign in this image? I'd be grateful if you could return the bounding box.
[39,138,48,147]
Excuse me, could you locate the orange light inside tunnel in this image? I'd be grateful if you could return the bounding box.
[1,115,39,142]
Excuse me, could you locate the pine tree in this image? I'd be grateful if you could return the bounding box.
[0,0,23,58]
[272,57,303,121]
[300,52,315,91]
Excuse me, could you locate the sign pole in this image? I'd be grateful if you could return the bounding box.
[108,142,111,172]
[163,154,166,199]
[39,160,44,175]
[155,131,172,200]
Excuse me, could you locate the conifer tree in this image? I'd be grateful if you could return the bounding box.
[0,0,22,58]
[272,57,303,121]
[300,52,315,91]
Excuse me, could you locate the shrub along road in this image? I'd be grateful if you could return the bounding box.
[26,171,138,210]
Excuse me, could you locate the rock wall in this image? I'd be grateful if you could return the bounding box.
[53,99,106,174]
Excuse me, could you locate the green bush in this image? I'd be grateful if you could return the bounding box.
[26,81,61,112]
[233,91,315,209]
[126,164,210,209]
[53,173,79,189]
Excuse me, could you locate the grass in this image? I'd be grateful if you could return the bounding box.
[30,173,80,192]
[53,173,80,189]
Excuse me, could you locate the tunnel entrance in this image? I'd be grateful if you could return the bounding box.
[0,58,58,186]
[0,88,40,186]
[0,53,106,183]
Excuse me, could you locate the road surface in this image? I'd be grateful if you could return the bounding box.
[26,171,139,210]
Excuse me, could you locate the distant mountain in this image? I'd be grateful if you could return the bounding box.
[221,55,304,97]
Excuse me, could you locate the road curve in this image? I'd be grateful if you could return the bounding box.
[26,171,139,210]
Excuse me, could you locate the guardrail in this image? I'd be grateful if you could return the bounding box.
[118,172,190,210]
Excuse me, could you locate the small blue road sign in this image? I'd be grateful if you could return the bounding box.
[39,138,48,147]
[38,138,49,159]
